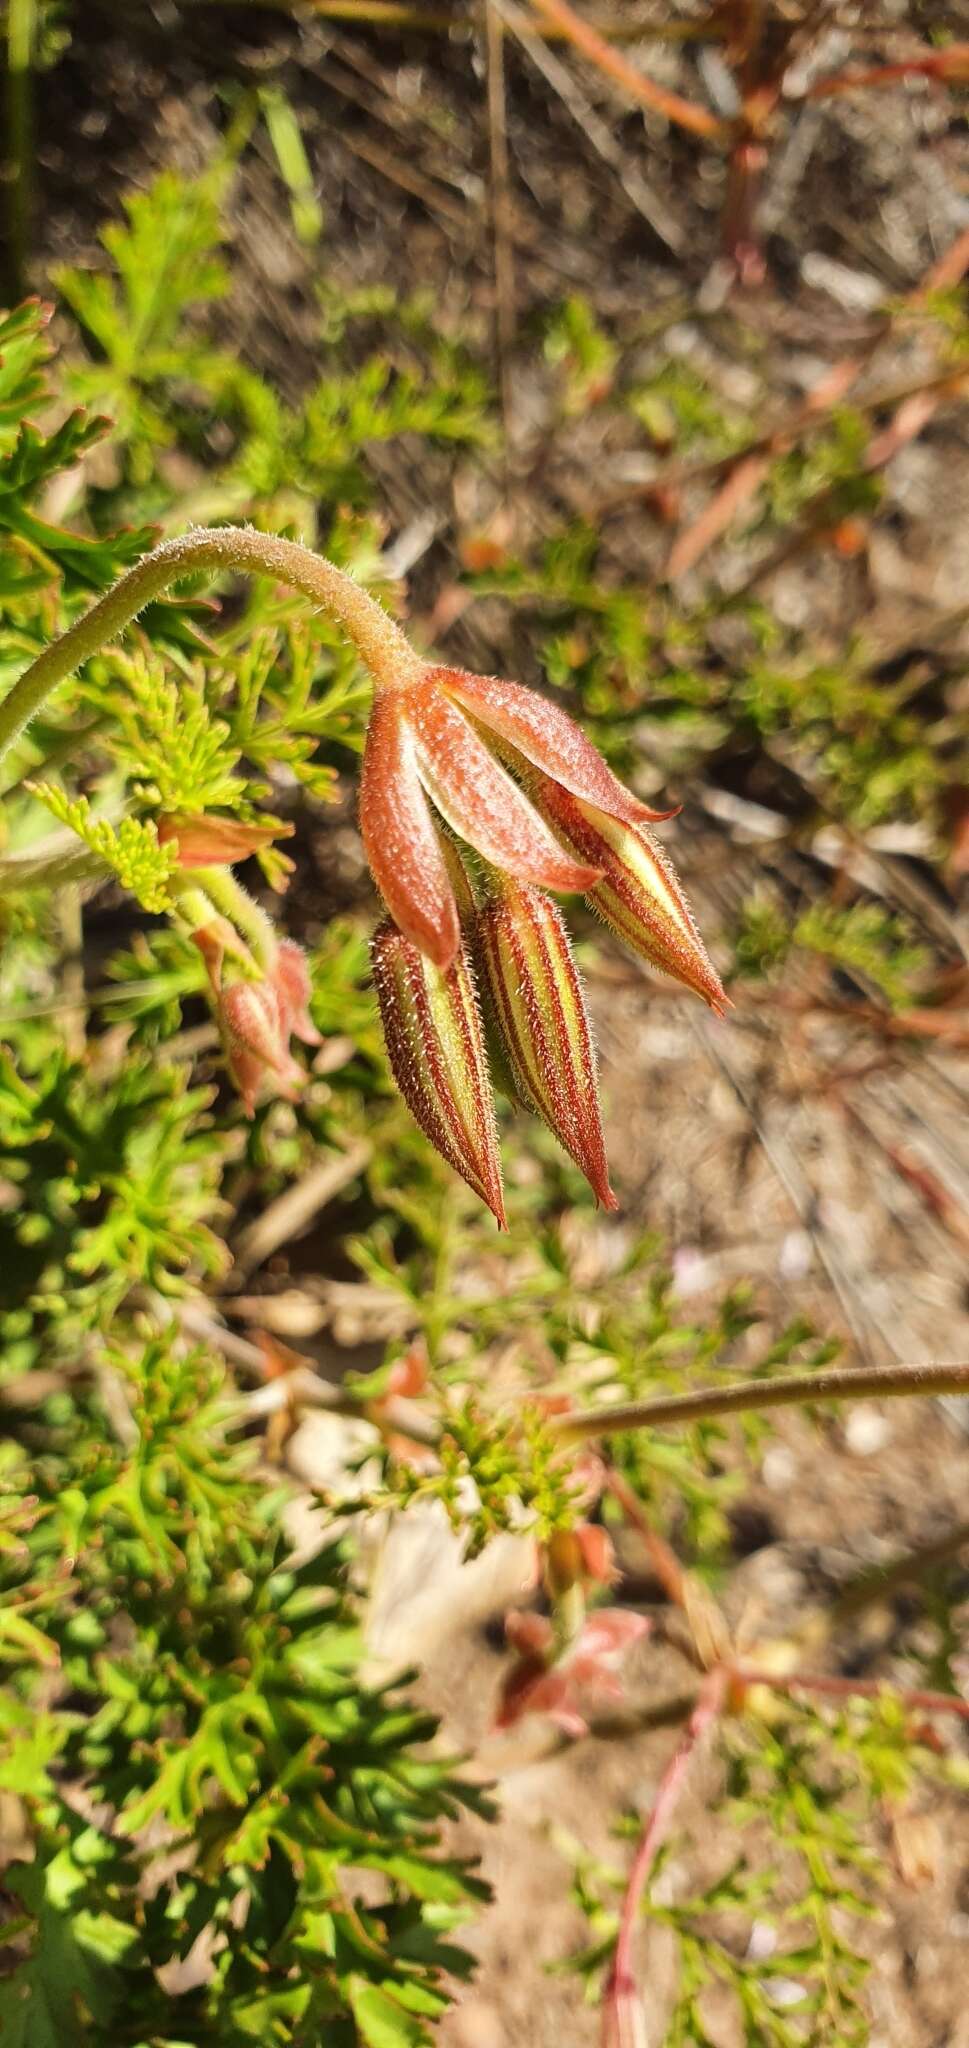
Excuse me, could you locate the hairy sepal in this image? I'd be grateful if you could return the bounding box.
[371,916,506,1227]
[438,665,677,825]
[476,879,616,1210]
[535,781,728,1015]
[360,693,460,970]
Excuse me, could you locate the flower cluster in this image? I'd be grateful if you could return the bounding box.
[362,662,726,1221]
[171,654,724,1170]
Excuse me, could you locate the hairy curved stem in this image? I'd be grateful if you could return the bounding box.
[552,1359,969,1443]
[0,526,424,769]
[195,866,279,970]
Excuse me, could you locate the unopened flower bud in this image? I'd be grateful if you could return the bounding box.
[191,917,238,995]
[221,979,288,1071]
[476,878,617,1209]
[545,1524,617,1598]
[219,977,302,1115]
[535,780,728,1015]
[274,939,322,1045]
[371,916,506,1229]
[158,814,291,867]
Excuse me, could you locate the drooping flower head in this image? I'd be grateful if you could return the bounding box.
[359,660,727,1216]
[359,666,673,972]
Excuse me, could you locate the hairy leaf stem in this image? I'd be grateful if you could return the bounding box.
[0,526,425,769]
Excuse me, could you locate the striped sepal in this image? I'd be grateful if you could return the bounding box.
[476,879,616,1211]
[535,782,728,1016]
[371,916,506,1228]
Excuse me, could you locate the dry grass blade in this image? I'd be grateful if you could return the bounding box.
[554,1362,969,1442]
[484,0,518,447]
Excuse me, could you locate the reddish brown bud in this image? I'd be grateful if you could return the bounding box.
[219,977,302,1115]
[533,779,728,1015]
[476,878,616,1209]
[545,1524,617,1597]
[371,916,506,1228]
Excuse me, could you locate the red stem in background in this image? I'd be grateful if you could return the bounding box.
[601,1667,729,2046]
[809,48,969,98]
[737,1666,969,1721]
[526,0,727,140]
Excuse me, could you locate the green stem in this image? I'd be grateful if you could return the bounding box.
[0,526,425,770]
[195,865,279,971]
[551,1359,969,1442]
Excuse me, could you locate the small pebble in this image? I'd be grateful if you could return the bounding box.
[778,1228,813,1281]
[762,1445,796,1491]
[671,1246,712,1298]
[843,1405,890,1456]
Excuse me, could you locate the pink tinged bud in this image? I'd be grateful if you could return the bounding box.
[476,879,617,1210]
[221,979,288,1071]
[371,915,507,1229]
[273,940,322,1046]
[227,1044,270,1120]
[158,814,291,867]
[220,978,302,1115]
[436,666,678,827]
[537,781,728,1016]
[575,1523,617,1585]
[192,919,232,995]
[494,1607,650,1735]
[383,1341,429,1402]
[569,1609,650,1679]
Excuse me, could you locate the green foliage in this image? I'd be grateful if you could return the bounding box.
[544,297,618,414]
[54,167,235,478]
[0,301,155,619]
[0,1339,489,2046]
[0,1045,226,1362]
[26,786,180,911]
[55,163,491,519]
[733,892,930,1007]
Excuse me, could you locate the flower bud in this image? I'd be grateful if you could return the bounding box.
[221,979,288,1071]
[158,814,291,867]
[534,781,728,1014]
[274,939,322,1046]
[544,1524,617,1598]
[476,878,617,1209]
[371,916,506,1229]
[220,977,302,1116]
